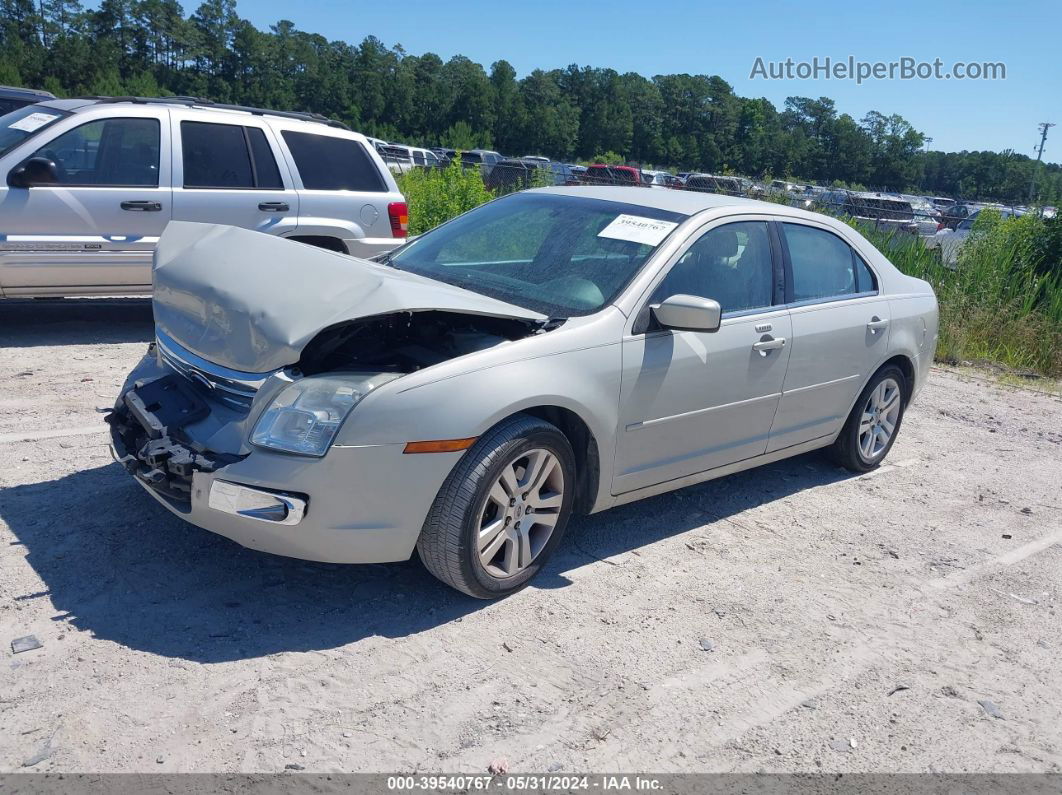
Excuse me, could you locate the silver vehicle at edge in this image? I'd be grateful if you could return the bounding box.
[0,97,406,297]
[108,186,938,598]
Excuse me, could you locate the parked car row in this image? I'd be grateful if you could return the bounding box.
[1,87,1047,300]
[369,138,1052,248]
[351,134,1039,244]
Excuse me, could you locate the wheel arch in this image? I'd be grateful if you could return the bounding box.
[848,353,918,419]
[488,405,601,516]
[877,353,917,404]
[285,234,347,253]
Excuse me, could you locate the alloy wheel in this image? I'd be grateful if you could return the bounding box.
[859,377,902,460]
[477,448,565,578]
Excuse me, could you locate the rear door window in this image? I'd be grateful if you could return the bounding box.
[783,223,872,301]
[281,131,386,191]
[181,121,253,188]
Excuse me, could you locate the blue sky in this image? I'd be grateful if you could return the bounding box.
[236,0,1060,161]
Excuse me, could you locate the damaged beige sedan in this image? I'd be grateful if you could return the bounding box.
[109,187,937,597]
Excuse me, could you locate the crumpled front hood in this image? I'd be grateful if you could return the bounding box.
[152,222,546,373]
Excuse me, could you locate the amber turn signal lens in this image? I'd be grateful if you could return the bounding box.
[403,437,478,454]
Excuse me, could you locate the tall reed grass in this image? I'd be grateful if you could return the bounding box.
[856,210,1062,377]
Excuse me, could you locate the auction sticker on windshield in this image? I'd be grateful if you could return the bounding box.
[8,112,59,132]
[598,214,678,246]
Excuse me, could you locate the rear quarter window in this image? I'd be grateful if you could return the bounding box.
[281,131,386,191]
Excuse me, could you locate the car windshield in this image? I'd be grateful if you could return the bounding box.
[0,104,69,158]
[388,192,687,318]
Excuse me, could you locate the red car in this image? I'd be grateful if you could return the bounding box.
[581,163,643,186]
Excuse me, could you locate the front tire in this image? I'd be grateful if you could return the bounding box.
[417,414,576,599]
[830,365,907,472]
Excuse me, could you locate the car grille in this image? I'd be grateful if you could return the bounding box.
[155,328,273,412]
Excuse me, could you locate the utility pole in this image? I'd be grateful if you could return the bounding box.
[1028,122,1055,204]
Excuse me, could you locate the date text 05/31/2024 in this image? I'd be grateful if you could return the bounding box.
[386,775,664,791]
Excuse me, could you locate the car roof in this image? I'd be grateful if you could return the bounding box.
[0,85,55,100]
[529,185,787,216]
[33,96,352,130]
[33,98,95,111]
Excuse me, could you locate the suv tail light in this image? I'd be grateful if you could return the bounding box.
[936,222,944,231]
[387,202,408,238]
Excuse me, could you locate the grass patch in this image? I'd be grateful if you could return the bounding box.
[396,160,493,236]
[856,211,1062,378]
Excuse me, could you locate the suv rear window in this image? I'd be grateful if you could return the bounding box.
[282,131,386,191]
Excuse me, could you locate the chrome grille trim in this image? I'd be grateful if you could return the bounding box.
[155,328,274,411]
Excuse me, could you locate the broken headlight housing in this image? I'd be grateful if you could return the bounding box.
[251,373,398,457]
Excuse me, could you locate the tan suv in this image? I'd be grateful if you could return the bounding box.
[0,96,408,297]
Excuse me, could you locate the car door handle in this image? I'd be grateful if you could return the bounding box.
[867,316,890,333]
[120,200,162,212]
[258,202,289,212]
[752,336,786,356]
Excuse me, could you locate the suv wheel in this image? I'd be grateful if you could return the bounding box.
[830,365,907,472]
[417,414,576,599]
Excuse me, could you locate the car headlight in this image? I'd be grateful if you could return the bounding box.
[251,373,398,457]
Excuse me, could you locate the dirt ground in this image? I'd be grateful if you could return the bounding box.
[1,298,1060,775]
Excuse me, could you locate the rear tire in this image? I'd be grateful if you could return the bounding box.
[829,365,907,473]
[417,414,576,599]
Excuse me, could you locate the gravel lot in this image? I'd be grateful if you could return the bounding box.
[1,298,1060,774]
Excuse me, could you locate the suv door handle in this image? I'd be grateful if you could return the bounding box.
[258,202,289,212]
[867,316,890,333]
[120,200,162,212]
[752,336,786,356]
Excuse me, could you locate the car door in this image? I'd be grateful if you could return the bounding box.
[765,221,891,453]
[0,112,171,294]
[170,113,298,239]
[613,218,792,495]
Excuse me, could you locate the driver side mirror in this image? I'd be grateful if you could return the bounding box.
[8,156,59,188]
[651,294,722,333]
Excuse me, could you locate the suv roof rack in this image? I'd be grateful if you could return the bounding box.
[82,96,351,130]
